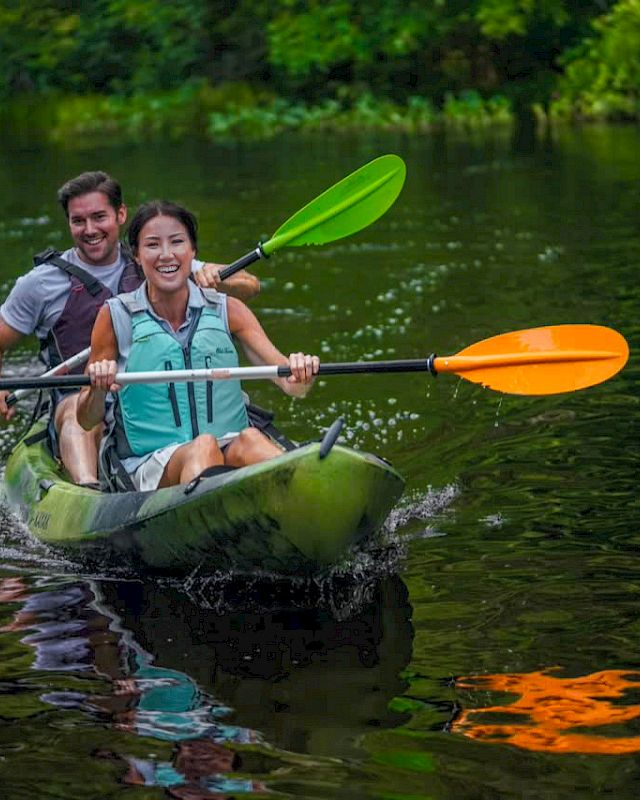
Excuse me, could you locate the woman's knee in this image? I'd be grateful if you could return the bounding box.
[236,427,281,460]
[190,433,223,460]
[237,427,267,446]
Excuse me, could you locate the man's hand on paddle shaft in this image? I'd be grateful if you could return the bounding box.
[194,262,260,301]
[0,319,25,421]
[0,391,16,422]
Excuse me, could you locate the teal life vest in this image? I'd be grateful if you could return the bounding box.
[112,290,249,459]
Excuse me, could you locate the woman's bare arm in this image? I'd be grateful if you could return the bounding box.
[227,297,318,397]
[76,305,119,430]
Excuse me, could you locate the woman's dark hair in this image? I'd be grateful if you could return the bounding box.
[57,171,123,217]
[127,200,198,253]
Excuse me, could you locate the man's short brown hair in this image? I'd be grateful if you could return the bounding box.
[57,171,123,217]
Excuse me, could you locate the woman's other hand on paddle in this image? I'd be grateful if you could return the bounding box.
[88,359,121,393]
[0,319,25,421]
[285,352,319,397]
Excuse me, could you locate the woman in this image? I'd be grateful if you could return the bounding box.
[77,201,319,491]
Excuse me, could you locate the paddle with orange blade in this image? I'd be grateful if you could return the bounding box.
[430,324,629,395]
[0,325,628,395]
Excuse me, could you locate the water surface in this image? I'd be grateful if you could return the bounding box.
[0,124,638,798]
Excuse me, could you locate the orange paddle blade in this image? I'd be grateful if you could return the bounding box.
[433,325,629,395]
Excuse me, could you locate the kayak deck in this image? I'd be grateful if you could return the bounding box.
[4,422,405,575]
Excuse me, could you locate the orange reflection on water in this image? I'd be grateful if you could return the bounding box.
[453,667,640,754]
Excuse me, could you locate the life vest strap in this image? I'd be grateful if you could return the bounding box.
[33,248,103,297]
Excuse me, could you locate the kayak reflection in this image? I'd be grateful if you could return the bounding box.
[100,574,414,757]
[0,570,414,795]
[0,574,262,796]
[454,667,640,754]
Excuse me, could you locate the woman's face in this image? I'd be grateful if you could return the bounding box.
[135,214,195,293]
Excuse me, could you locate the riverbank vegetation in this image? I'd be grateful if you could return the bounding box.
[1,0,639,143]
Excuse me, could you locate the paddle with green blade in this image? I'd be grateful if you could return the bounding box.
[217,154,407,281]
[3,155,405,410]
[0,325,627,396]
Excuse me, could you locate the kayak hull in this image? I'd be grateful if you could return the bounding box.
[4,422,405,575]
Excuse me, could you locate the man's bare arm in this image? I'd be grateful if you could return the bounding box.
[0,319,25,421]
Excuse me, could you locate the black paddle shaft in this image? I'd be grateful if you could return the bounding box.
[0,374,92,391]
[218,245,265,281]
[277,357,437,377]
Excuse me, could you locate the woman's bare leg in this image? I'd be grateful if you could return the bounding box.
[159,434,224,488]
[224,427,282,468]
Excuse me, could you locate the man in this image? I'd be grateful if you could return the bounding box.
[0,171,260,486]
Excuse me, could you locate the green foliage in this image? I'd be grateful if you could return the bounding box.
[475,0,569,39]
[72,0,206,93]
[554,0,640,119]
[0,1,80,95]
[443,90,513,127]
[1,0,638,125]
[0,0,206,97]
[267,2,363,75]
[2,82,509,145]
[207,90,505,140]
[45,82,273,144]
[266,0,445,76]
[208,98,342,139]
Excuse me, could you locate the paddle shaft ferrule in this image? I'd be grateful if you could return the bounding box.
[218,244,266,281]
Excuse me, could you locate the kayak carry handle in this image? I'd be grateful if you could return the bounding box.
[319,417,345,459]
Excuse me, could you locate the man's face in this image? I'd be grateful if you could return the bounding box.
[67,191,127,266]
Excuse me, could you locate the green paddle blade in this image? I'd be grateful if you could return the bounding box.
[261,154,406,256]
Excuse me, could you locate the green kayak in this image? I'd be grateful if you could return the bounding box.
[3,421,405,576]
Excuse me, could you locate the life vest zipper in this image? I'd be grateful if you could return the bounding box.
[165,360,182,427]
[204,355,214,423]
[184,308,202,438]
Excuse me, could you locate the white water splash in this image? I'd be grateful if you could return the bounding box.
[383,483,459,537]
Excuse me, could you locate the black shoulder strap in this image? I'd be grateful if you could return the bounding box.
[32,247,103,297]
[246,403,296,451]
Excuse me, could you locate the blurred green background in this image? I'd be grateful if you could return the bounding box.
[2,0,639,144]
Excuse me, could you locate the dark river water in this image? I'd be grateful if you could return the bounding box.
[0,124,638,798]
